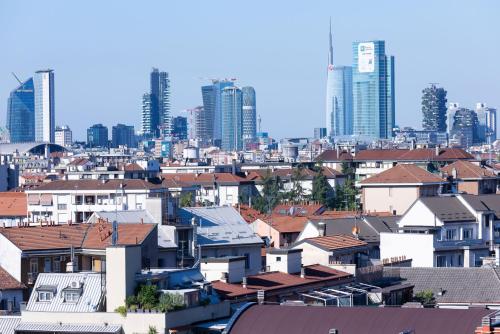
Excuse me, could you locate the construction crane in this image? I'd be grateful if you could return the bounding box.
[198,77,237,84]
[11,72,23,85]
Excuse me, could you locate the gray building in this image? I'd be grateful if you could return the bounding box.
[141,68,171,138]
[87,123,108,148]
[6,77,35,143]
[242,86,256,147]
[112,124,135,148]
[450,108,478,148]
[476,103,497,143]
[34,70,55,143]
[314,127,327,139]
[172,116,188,141]
[221,86,243,151]
[421,84,447,132]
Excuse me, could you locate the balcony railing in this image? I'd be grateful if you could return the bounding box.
[434,238,485,250]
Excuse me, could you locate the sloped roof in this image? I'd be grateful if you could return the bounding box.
[0,192,27,217]
[26,272,103,312]
[354,148,474,161]
[0,266,25,290]
[441,160,497,179]
[0,317,21,334]
[309,216,392,243]
[398,267,500,304]
[162,173,251,186]
[303,235,367,251]
[226,304,492,334]
[314,150,354,162]
[82,223,155,249]
[420,197,476,223]
[123,162,144,171]
[360,164,444,185]
[460,194,500,219]
[273,204,325,217]
[263,216,309,233]
[90,210,156,224]
[28,179,164,192]
[180,206,263,246]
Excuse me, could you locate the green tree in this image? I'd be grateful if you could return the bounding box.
[414,289,435,307]
[157,292,185,312]
[179,192,193,207]
[312,167,330,206]
[137,284,158,309]
[254,170,283,213]
[289,165,306,203]
[148,326,158,334]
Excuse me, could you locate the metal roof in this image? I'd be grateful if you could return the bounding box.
[90,210,157,224]
[180,207,263,247]
[0,316,21,334]
[15,322,121,333]
[27,272,104,312]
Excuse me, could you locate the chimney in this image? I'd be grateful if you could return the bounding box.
[435,145,440,156]
[300,267,305,278]
[317,221,325,237]
[242,276,247,288]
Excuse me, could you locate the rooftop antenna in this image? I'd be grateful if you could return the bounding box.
[11,72,23,85]
[258,115,262,133]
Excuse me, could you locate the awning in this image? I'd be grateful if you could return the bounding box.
[27,195,40,205]
[40,194,53,206]
[15,322,122,333]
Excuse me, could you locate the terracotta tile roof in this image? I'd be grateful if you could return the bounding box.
[28,179,164,192]
[67,158,90,166]
[239,205,265,223]
[0,266,26,290]
[273,204,325,217]
[360,164,444,185]
[212,264,352,298]
[0,223,155,251]
[162,172,251,186]
[262,215,309,233]
[123,163,144,171]
[82,222,155,249]
[354,148,474,161]
[441,160,497,179]
[315,150,354,161]
[320,210,357,218]
[0,192,27,217]
[305,235,368,251]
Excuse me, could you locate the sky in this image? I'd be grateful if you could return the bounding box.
[0,0,499,141]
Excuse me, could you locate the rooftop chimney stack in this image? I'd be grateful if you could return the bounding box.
[242,276,247,288]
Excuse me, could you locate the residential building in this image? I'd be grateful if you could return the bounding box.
[352,41,395,139]
[421,84,448,132]
[86,123,108,148]
[221,86,243,151]
[380,194,500,268]
[202,79,234,142]
[34,70,55,143]
[292,235,369,267]
[441,160,498,195]
[0,192,28,227]
[111,123,135,148]
[179,206,263,275]
[314,127,327,139]
[251,215,310,248]
[188,106,212,144]
[141,68,171,138]
[6,77,35,143]
[54,125,72,147]
[224,304,496,334]
[450,107,478,147]
[447,102,460,135]
[359,164,445,215]
[171,116,188,140]
[476,103,497,143]
[0,266,25,313]
[242,86,256,147]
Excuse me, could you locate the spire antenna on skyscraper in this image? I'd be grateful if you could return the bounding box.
[328,17,333,66]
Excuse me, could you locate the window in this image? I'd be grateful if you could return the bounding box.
[445,229,457,241]
[44,258,52,272]
[53,260,61,273]
[276,257,281,262]
[463,228,473,240]
[64,291,80,303]
[436,255,447,267]
[38,291,53,302]
[57,204,67,210]
[30,258,38,273]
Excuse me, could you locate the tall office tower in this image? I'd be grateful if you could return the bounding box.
[171,116,188,140]
[451,108,478,148]
[201,79,234,142]
[352,41,395,139]
[6,77,35,143]
[314,127,327,139]
[447,103,460,135]
[221,86,243,151]
[34,70,55,142]
[87,124,109,148]
[325,21,353,137]
[242,86,257,146]
[476,103,497,143]
[54,125,72,147]
[141,68,171,138]
[112,124,135,148]
[421,84,448,132]
[190,106,212,144]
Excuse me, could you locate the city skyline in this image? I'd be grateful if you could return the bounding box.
[1,1,499,140]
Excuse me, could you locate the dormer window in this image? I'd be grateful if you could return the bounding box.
[64,291,80,302]
[62,281,83,303]
[36,285,57,302]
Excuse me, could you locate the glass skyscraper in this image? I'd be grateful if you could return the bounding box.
[221,86,243,151]
[476,103,497,143]
[6,77,35,143]
[112,124,135,148]
[325,21,353,137]
[352,41,395,139]
[87,123,109,148]
[242,86,256,146]
[34,70,55,143]
[201,79,234,143]
[141,68,171,138]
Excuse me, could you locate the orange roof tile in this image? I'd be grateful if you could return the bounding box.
[82,222,155,249]
[305,235,367,251]
[263,215,309,233]
[0,192,27,217]
[360,164,444,185]
[441,160,497,179]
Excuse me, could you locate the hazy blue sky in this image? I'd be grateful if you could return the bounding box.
[1,0,498,140]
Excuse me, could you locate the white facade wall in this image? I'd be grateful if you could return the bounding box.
[363,186,419,215]
[292,243,330,267]
[296,221,321,242]
[397,200,443,227]
[200,259,246,283]
[266,251,302,274]
[201,245,261,276]
[380,232,435,267]
[0,233,22,281]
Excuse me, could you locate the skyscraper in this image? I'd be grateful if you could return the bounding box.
[450,108,477,148]
[352,41,395,139]
[112,124,135,148]
[55,125,72,147]
[202,79,234,142]
[325,21,353,137]
[476,103,497,143]
[171,116,188,141]
[447,103,460,135]
[421,84,448,132]
[242,86,256,146]
[141,68,171,138]
[34,70,55,142]
[6,77,35,143]
[221,86,243,151]
[87,124,109,148]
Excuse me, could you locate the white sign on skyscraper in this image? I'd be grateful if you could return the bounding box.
[358,42,375,73]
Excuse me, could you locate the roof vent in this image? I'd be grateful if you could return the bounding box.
[329,329,338,334]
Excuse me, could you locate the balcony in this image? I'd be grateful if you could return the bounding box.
[434,238,485,250]
[27,272,38,285]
